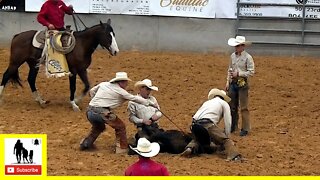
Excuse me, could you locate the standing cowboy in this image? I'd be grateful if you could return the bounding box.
[37,0,73,31]
[226,36,255,136]
[181,88,241,161]
[80,72,158,153]
[128,79,163,140]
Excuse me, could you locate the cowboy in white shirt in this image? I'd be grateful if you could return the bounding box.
[181,88,241,161]
[127,79,163,140]
[226,36,255,136]
[80,72,157,153]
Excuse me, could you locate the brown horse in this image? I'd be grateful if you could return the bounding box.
[0,19,119,111]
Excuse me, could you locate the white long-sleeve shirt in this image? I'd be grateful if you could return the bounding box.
[89,82,150,109]
[128,94,162,124]
[193,97,232,136]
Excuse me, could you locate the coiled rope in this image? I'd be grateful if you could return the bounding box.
[50,31,76,54]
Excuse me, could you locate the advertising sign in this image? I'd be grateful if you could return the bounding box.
[0,0,25,12]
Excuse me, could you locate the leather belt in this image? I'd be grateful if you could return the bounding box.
[192,118,212,125]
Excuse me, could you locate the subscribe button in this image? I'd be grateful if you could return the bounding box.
[5,165,42,175]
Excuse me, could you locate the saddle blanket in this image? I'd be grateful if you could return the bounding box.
[45,32,70,78]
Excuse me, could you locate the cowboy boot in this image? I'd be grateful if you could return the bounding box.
[224,139,241,161]
[108,118,128,154]
[80,129,102,150]
[115,132,128,154]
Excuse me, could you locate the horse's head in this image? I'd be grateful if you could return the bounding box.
[98,19,119,56]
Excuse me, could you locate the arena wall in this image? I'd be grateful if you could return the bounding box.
[0,12,318,56]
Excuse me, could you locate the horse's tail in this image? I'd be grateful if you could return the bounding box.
[11,70,22,87]
[2,32,29,87]
[4,68,23,87]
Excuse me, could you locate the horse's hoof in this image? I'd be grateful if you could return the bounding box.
[39,103,46,108]
[72,106,81,112]
[74,98,81,104]
[39,101,50,108]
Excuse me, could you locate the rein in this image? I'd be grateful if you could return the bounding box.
[72,11,87,32]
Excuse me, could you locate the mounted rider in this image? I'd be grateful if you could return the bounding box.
[36,0,75,77]
[37,0,73,31]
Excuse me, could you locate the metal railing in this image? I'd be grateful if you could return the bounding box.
[235,0,320,46]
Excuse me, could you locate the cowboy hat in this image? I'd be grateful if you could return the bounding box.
[129,138,160,158]
[134,79,159,91]
[109,72,132,83]
[208,88,231,103]
[228,36,252,47]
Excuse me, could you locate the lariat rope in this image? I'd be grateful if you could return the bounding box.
[50,31,76,54]
[155,107,188,135]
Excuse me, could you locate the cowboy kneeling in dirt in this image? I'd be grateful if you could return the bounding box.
[181,88,242,161]
[128,79,163,141]
[80,72,158,154]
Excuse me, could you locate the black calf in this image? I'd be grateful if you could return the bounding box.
[129,124,217,155]
[149,130,192,154]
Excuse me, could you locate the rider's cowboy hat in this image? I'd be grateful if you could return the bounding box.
[134,79,159,91]
[208,88,231,103]
[109,72,132,83]
[228,36,252,47]
[129,138,160,158]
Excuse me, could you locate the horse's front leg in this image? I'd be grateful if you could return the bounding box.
[74,70,90,105]
[69,73,80,111]
[27,62,48,107]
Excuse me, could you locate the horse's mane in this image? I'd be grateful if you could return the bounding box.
[75,23,111,34]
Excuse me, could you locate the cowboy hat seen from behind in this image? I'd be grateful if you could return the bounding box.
[109,72,132,83]
[129,138,160,158]
[208,88,231,103]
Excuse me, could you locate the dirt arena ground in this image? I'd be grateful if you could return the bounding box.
[0,48,319,176]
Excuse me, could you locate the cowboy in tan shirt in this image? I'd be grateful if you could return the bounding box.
[80,72,157,153]
[128,79,163,140]
[181,88,241,161]
[226,36,255,136]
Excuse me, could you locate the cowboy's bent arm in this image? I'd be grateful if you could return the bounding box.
[127,102,144,124]
[151,96,160,109]
[37,5,50,27]
[239,56,255,78]
[60,2,73,15]
[226,58,233,83]
[151,111,162,121]
[222,102,232,136]
[226,59,233,90]
[150,97,162,120]
[89,84,100,98]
